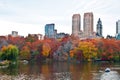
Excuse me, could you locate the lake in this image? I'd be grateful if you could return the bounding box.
[0,61,120,80]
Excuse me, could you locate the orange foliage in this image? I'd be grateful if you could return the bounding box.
[20,46,31,60]
[42,43,51,57]
[1,46,7,52]
[70,49,75,58]
[101,39,120,59]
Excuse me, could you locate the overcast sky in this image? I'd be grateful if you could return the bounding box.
[0,0,120,37]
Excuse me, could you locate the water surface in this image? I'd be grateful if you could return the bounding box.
[0,61,120,80]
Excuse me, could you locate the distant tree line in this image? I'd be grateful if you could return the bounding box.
[0,35,120,62]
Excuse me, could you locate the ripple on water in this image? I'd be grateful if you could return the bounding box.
[92,72,102,80]
[100,71,120,80]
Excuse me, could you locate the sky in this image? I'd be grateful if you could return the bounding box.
[0,0,120,37]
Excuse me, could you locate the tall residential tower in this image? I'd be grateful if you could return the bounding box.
[116,20,120,40]
[116,20,120,34]
[72,14,81,37]
[45,23,55,38]
[83,12,93,38]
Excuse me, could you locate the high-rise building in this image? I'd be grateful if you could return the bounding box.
[83,12,93,38]
[72,14,81,37]
[11,31,18,37]
[45,23,55,38]
[96,18,102,37]
[116,20,120,34]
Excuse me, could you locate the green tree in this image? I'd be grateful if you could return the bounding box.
[1,45,19,61]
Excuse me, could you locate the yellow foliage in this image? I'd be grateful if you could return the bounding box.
[70,49,75,58]
[42,43,51,57]
[1,46,7,52]
[8,44,14,49]
[1,44,19,61]
[77,41,98,60]
[1,45,18,54]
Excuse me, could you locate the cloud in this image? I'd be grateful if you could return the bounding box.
[0,20,44,36]
[0,0,120,37]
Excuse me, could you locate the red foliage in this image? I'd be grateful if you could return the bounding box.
[8,36,25,49]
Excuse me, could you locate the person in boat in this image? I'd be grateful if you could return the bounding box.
[100,68,120,80]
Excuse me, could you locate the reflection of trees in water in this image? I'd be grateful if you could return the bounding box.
[18,61,42,75]
[52,62,70,73]
[0,61,19,75]
[7,60,99,79]
[0,61,120,80]
[70,62,97,80]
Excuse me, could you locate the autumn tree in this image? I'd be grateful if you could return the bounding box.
[69,38,81,61]
[96,39,104,59]
[8,36,25,50]
[47,39,60,59]
[24,39,44,61]
[19,46,31,60]
[100,39,120,61]
[0,45,19,61]
[70,49,75,58]
[42,43,51,57]
[115,40,120,61]
[25,34,38,42]
[77,41,98,61]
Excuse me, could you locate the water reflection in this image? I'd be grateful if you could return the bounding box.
[0,62,19,75]
[0,61,120,80]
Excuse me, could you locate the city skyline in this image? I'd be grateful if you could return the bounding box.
[0,0,120,37]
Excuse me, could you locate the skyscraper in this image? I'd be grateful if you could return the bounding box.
[72,14,81,37]
[116,20,120,34]
[45,23,55,38]
[83,12,93,38]
[96,18,102,37]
